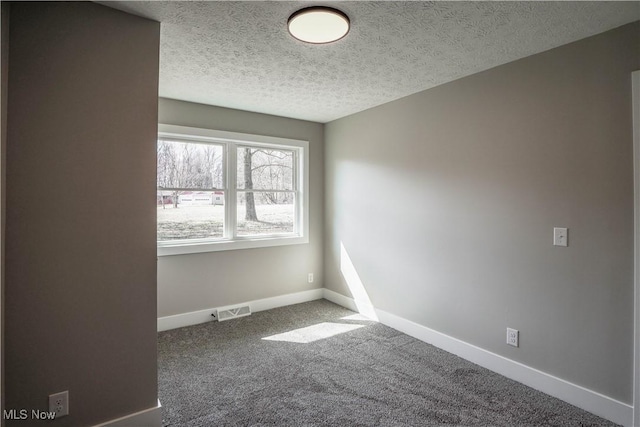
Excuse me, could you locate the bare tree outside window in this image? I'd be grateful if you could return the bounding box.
[243,148,258,221]
[238,147,293,224]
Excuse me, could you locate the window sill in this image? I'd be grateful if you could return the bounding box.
[157,235,309,256]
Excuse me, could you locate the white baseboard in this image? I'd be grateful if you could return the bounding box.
[158,306,217,332]
[321,287,380,320]
[93,400,162,427]
[158,288,324,332]
[322,289,633,427]
[249,288,324,312]
[323,287,358,311]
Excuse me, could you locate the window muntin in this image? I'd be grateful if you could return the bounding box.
[157,125,308,256]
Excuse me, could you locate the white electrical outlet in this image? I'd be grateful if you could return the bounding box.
[49,390,69,418]
[553,227,568,247]
[308,273,314,283]
[506,328,519,347]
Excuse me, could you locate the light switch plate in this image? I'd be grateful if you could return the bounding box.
[553,227,568,247]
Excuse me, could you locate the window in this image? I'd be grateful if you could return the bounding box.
[157,124,309,256]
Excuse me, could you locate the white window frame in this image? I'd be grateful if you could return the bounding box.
[157,124,309,256]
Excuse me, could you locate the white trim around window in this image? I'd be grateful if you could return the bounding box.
[157,124,309,256]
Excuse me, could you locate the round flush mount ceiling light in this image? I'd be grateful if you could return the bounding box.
[288,7,350,44]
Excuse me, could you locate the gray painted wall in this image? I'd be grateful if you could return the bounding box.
[5,3,159,426]
[1,4,8,425]
[157,98,324,317]
[325,22,639,403]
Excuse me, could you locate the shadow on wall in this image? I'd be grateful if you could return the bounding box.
[340,241,378,321]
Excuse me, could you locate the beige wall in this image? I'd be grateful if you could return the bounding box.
[157,98,324,317]
[325,22,640,403]
[5,3,159,426]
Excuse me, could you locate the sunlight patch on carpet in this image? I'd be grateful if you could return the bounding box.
[262,322,365,343]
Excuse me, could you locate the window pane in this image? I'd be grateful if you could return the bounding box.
[237,147,293,190]
[157,191,225,241]
[237,192,294,236]
[157,140,224,189]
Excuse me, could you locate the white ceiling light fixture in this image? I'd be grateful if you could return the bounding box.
[288,6,350,44]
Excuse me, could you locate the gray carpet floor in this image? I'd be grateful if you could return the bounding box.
[158,300,617,426]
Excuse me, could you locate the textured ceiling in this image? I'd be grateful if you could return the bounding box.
[104,1,640,123]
